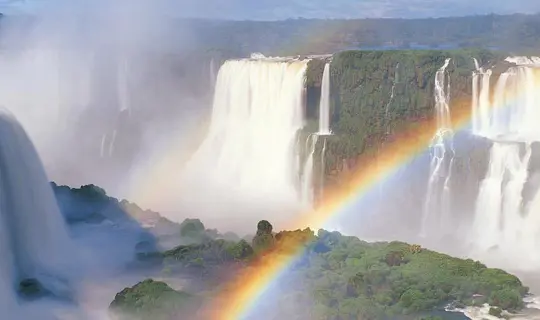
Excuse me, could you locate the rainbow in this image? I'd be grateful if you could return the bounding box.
[204,90,507,319]
[127,59,540,319]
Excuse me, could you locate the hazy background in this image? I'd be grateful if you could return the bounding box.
[0,0,539,19]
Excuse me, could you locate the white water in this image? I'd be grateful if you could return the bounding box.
[99,130,118,158]
[174,59,310,230]
[0,110,77,316]
[385,62,399,133]
[473,66,540,142]
[472,143,533,253]
[319,137,327,200]
[472,58,493,135]
[421,58,453,237]
[505,56,540,66]
[300,134,319,207]
[210,58,217,87]
[471,64,540,266]
[117,57,131,115]
[318,63,332,135]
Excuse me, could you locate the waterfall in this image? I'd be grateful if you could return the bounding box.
[0,110,76,311]
[175,58,310,229]
[385,62,399,134]
[300,134,319,206]
[117,57,130,115]
[318,63,331,135]
[421,58,453,237]
[471,58,486,134]
[470,63,540,265]
[108,129,118,157]
[472,143,532,252]
[100,133,107,158]
[319,137,327,201]
[99,130,117,158]
[210,58,217,87]
[473,66,540,142]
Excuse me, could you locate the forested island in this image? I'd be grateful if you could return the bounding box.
[42,184,530,320]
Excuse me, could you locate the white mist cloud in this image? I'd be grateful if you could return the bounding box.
[0,0,212,201]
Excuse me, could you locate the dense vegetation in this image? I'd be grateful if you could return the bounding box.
[110,218,528,320]
[49,186,528,319]
[109,279,202,320]
[302,48,505,193]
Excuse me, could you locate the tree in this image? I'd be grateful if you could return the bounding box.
[256,220,273,235]
[252,220,275,253]
[179,218,206,239]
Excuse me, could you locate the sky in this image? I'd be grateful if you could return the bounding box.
[0,0,539,20]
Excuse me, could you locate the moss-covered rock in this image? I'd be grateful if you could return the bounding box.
[18,278,45,298]
[109,279,201,320]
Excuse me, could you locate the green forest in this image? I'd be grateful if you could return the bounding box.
[114,216,527,320]
[31,185,527,320]
[301,48,507,191]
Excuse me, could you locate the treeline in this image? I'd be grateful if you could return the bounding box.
[183,13,540,57]
[3,13,540,57]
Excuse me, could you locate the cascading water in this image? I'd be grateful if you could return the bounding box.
[378,62,400,201]
[319,138,327,200]
[471,61,540,265]
[175,58,311,229]
[471,58,492,135]
[0,110,76,311]
[314,62,331,206]
[210,58,217,88]
[385,62,399,133]
[474,66,540,141]
[318,63,331,135]
[472,143,532,252]
[421,58,454,237]
[117,57,131,115]
[300,134,319,206]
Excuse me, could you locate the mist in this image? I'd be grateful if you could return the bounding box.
[0,0,214,202]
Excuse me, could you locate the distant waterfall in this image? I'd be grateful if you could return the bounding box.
[210,58,217,88]
[176,58,311,229]
[421,58,454,237]
[117,57,131,115]
[99,129,118,158]
[385,62,399,133]
[318,63,331,135]
[471,62,540,263]
[0,110,76,313]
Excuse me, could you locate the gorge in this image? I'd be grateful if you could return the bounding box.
[2,5,540,319]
